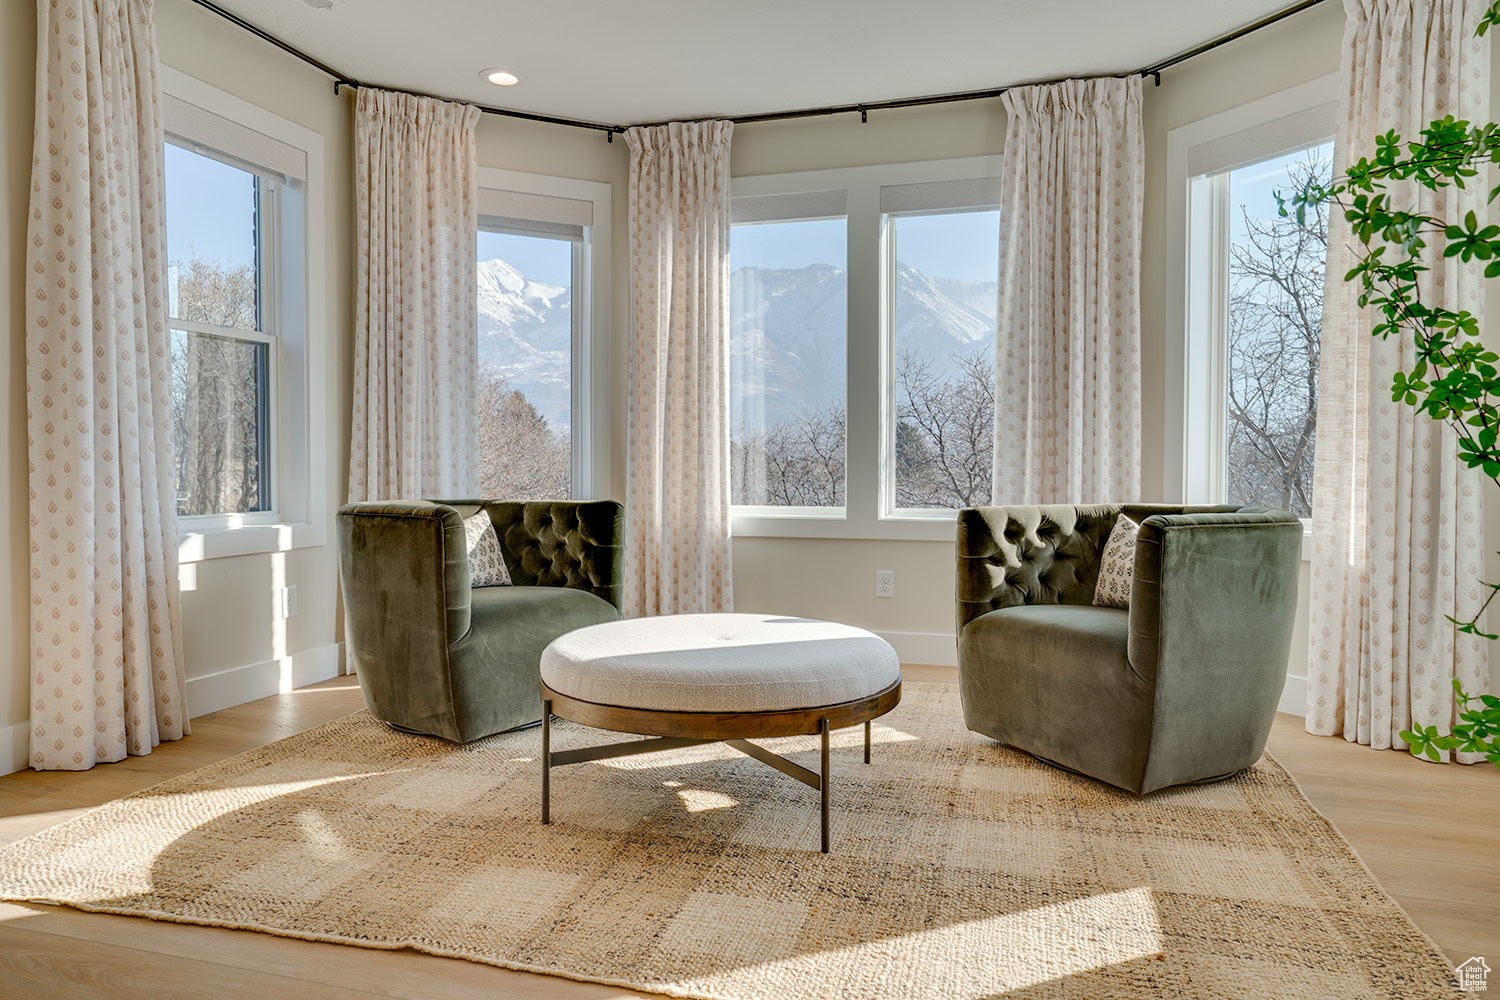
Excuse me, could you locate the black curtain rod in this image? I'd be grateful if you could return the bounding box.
[185,0,1332,138]
[1136,0,1333,79]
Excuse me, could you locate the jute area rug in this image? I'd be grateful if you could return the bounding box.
[0,681,1463,999]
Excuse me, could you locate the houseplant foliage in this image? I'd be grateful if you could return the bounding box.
[1281,1,1500,766]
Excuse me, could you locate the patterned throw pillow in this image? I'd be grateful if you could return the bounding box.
[462,511,512,588]
[1092,513,1139,609]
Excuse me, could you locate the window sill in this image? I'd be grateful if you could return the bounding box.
[178,522,326,564]
[732,510,956,542]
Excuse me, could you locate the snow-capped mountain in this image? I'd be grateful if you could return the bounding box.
[477,255,997,432]
[729,261,996,427]
[477,257,572,430]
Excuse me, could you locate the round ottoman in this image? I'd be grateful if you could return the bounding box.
[538,613,902,852]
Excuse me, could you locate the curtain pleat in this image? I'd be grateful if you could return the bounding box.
[992,77,1143,504]
[623,121,734,617]
[26,0,188,770]
[348,88,480,501]
[1307,0,1489,763]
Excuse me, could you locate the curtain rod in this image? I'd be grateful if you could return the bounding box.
[184,0,1333,139]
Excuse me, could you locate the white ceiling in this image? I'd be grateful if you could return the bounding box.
[214,0,1300,126]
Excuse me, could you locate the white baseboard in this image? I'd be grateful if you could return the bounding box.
[0,643,345,777]
[879,630,958,667]
[1278,673,1307,717]
[0,720,28,776]
[186,642,344,719]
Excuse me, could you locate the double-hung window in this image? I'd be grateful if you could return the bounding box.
[475,171,610,500]
[162,80,316,547]
[1169,75,1336,518]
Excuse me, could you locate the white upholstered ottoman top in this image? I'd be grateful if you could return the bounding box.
[540,613,901,713]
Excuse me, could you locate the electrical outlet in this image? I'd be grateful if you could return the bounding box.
[278,585,299,619]
[875,570,895,599]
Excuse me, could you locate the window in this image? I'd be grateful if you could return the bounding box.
[729,193,848,510]
[475,172,609,500]
[727,159,1003,540]
[1168,75,1336,517]
[167,146,272,516]
[475,227,576,499]
[164,90,309,527]
[161,70,326,563]
[884,204,999,512]
[1222,144,1331,516]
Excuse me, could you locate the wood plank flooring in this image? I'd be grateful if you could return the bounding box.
[0,664,1494,999]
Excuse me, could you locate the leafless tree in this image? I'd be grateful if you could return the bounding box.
[730,346,995,510]
[170,257,264,516]
[895,347,994,509]
[1226,153,1330,517]
[732,404,845,506]
[475,366,571,499]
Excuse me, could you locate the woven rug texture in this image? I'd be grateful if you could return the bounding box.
[0,681,1464,999]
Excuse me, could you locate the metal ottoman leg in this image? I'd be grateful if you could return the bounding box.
[820,717,830,853]
[541,699,551,825]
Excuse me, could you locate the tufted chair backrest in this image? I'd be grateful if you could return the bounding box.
[429,499,625,611]
[955,503,1238,631]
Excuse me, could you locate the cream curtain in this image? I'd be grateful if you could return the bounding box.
[348,88,481,501]
[623,121,734,617]
[1307,0,1489,763]
[992,77,1144,504]
[25,0,188,770]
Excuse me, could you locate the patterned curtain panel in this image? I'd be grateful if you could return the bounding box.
[25,0,188,770]
[1307,0,1489,763]
[623,121,734,617]
[992,77,1144,504]
[348,88,481,501]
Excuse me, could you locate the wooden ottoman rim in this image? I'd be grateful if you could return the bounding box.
[539,678,902,740]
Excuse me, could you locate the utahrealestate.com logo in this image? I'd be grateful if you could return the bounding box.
[1458,957,1491,993]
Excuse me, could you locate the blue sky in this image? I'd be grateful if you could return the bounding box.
[165,142,257,270]
[731,210,1000,283]
[478,230,572,286]
[1228,141,1334,244]
[167,142,580,291]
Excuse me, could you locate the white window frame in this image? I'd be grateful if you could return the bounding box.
[731,155,1002,541]
[477,167,611,500]
[1165,72,1337,525]
[163,67,327,565]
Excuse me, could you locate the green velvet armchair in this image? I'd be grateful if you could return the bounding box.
[955,504,1303,794]
[337,499,624,743]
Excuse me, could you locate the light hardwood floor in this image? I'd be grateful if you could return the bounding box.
[0,664,1495,999]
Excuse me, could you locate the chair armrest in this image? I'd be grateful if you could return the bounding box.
[338,501,472,648]
[1128,509,1303,688]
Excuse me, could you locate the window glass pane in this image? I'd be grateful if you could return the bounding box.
[890,210,999,510]
[171,330,269,516]
[1225,142,1332,517]
[476,229,573,499]
[730,217,848,507]
[165,143,259,329]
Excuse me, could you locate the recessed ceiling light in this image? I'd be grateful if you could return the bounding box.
[480,68,523,87]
